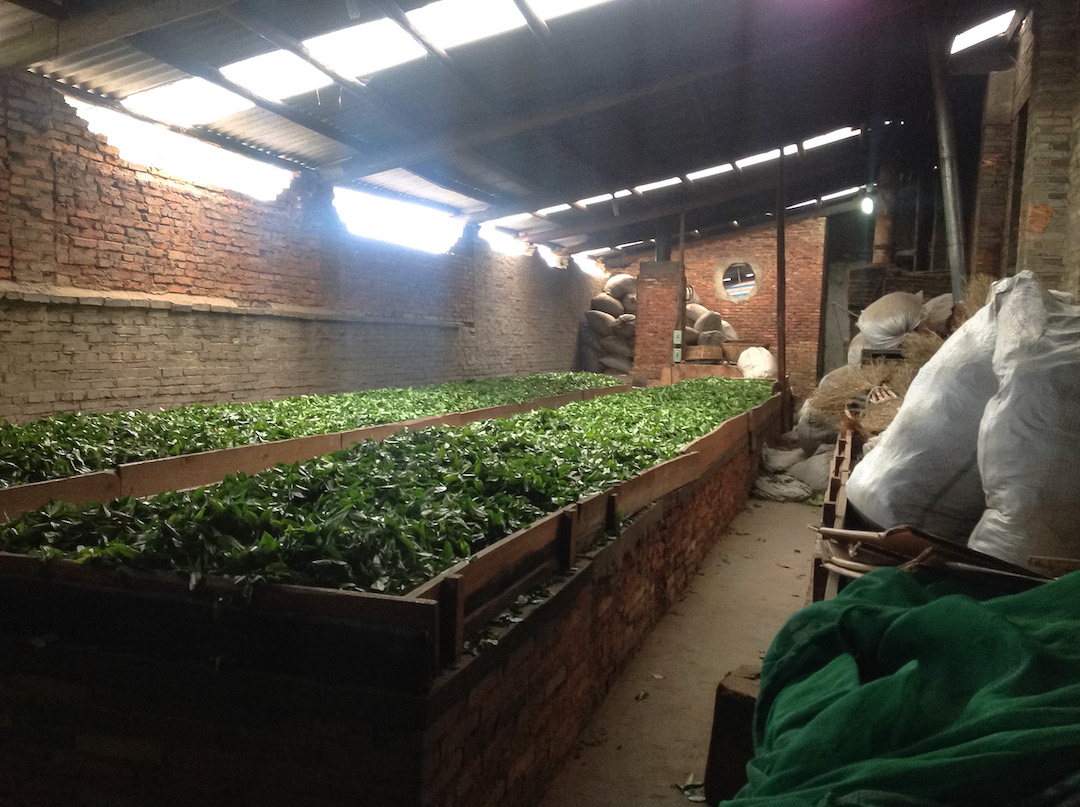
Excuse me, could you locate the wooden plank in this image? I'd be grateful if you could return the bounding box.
[556,509,577,570]
[749,394,782,433]
[0,471,121,523]
[615,454,701,518]
[682,412,749,471]
[118,433,342,498]
[0,550,439,631]
[403,559,469,601]
[575,492,611,550]
[459,509,565,597]
[580,384,632,401]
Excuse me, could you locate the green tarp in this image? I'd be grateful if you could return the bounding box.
[724,568,1080,806]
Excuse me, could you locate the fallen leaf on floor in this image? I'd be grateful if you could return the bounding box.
[652,673,664,679]
[635,690,650,701]
[794,549,802,553]
[674,776,706,802]
[777,563,791,568]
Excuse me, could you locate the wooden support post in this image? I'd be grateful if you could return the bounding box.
[556,509,578,571]
[605,493,620,535]
[438,574,465,667]
[776,153,791,430]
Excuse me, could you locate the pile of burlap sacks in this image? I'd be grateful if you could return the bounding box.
[579,273,777,380]
[846,270,1080,571]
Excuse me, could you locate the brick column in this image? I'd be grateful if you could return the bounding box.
[631,260,679,381]
[970,69,1016,278]
[1016,0,1080,291]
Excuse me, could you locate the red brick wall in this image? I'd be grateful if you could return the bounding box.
[0,72,595,420]
[628,220,826,395]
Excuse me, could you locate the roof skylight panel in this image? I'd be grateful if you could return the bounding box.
[686,163,733,181]
[121,77,254,127]
[634,177,682,193]
[802,127,860,151]
[735,149,781,169]
[406,0,526,50]
[220,50,334,103]
[529,0,612,21]
[951,10,1015,54]
[305,17,427,78]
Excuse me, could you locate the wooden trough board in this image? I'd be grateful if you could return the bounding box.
[0,385,631,522]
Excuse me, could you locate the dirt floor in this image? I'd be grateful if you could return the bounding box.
[537,499,818,807]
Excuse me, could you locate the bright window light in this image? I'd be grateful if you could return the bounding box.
[634,176,682,193]
[782,144,798,156]
[821,186,861,202]
[529,0,612,21]
[67,99,293,201]
[122,78,254,127]
[616,240,644,249]
[735,149,781,169]
[613,189,632,198]
[951,10,1015,54]
[479,224,529,255]
[572,250,608,277]
[220,50,333,102]
[576,192,614,206]
[407,0,526,50]
[333,187,464,253]
[786,199,817,210]
[482,212,532,227]
[306,18,427,78]
[536,244,562,267]
[535,203,572,215]
[803,127,861,151]
[686,163,733,181]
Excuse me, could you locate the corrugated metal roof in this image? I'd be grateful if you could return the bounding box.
[0,0,1016,243]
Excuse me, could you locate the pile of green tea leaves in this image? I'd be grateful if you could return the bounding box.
[0,378,771,596]
[0,372,621,487]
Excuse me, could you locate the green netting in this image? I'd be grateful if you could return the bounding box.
[723,568,1080,807]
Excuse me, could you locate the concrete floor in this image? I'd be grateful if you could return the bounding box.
[538,499,818,807]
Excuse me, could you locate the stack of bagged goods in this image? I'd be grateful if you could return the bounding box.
[685,304,739,347]
[754,441,833,502]
[847,290,951,366]
[846,271,1080,571]
[580,273,638,375]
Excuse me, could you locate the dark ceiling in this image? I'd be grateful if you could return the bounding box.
[0,0,1022,256]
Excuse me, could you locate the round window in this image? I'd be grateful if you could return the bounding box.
[714,257,762,303]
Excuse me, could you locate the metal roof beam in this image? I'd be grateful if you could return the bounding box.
[5,0,66,20]
[523,149,862,243]
[0,0,238,69]
[511,0,554,50]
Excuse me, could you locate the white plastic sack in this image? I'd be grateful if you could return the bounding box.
[604,273,637,299]
[920,293,953,336]
[754,474,812,502]
[968,272,1080,569]
[695,311,724,333]
[846,279,1019,542]
[685,303,709,325]
[787,444,832,494]
[857,291,924,349]
[762,446,806,473]
[591,293,624,317]
[796,404,839,457]
[721,320,739,341]
[737,347,777,379]
[847,332,867,365]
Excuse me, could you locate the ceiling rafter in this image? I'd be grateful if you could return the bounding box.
[5,0,66,19]
[125,30,501,211]
[524,141,866,244]
[367,0,610,198]
[217,5,543,206]
[0,0,238,69]
[511,0,554,51]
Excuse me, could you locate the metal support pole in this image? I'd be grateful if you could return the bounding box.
[929,33,967,303]
[776,153,790,429]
